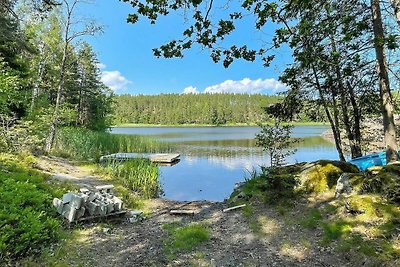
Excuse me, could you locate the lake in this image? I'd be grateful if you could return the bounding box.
[111,126,338,201]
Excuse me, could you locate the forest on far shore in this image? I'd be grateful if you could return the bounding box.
[113,93,326,125]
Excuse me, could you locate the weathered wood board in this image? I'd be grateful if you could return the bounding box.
[149,153,180,163]
[100,153,180,164]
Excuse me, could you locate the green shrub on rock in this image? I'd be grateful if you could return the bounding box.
[362,165,400,204]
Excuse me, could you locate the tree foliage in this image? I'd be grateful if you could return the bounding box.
[0,0,113,154]
[121,0,400,161]
[255,121,296,167]
[114,93,289,125]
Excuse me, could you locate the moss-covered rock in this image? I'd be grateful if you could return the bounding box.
[229,164,305,204]
[231,160,362,203]
[363,164,400,204]
[298,160,360,193]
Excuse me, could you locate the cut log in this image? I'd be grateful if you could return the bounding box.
[222,204,246,212]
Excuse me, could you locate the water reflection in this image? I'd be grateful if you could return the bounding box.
[111,126,338,201]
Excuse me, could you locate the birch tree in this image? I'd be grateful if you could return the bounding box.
[45,0,101,151]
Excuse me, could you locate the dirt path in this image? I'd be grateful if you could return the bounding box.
[38,157,378,267]
[37,156,104,188]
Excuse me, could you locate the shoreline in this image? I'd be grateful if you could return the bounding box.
[112,122,329,128]
[320,121,388,155]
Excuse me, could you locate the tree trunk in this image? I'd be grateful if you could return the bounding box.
[330,34,362,158]
[312,66,346,161]
[329,78,344,157]
[371,0,399,162]
[391,0,400,26]
[31,41,45,111]
[45,29,69,152]
[347,81,362,157]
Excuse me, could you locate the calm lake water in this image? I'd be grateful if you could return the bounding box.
[111,126,338,201]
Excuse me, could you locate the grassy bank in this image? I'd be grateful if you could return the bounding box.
[97,159,160,201]
[52,127,169,202]
[52,127,171,161]
[1,127,171,264]
[113,121,328,128]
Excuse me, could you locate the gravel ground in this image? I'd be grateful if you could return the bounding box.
[37,156,389,267]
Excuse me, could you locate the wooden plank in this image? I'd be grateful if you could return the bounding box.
[222,204,246,212]
[149,153,180,163]
[170,209,196,215]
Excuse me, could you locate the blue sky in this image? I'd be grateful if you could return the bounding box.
[78,0,292,95]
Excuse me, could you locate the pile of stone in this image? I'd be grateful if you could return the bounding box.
[53,185,124,222]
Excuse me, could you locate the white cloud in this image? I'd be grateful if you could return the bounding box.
[182,86,199,94]
[204,78,286,94]
[100,70,132,91]
[97,63,106,70]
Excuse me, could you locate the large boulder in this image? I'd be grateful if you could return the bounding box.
[298,160,359,193]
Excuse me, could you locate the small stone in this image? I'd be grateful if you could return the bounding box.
[53,198,64,214]
[70,194,83,209]
[87,201,100,216]
[62,192,74,204]
[75,207,86,220]
[107,202,114,213]
[80,188,90,194]
[335,173,353,198]
[62,204,77,222]
[88,192,96,202]
[130,210,143,216]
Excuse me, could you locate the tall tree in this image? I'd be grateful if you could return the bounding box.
[45,0,101,151]
[371,0,399,162]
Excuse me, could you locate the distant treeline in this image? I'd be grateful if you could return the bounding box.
[113,93,280,125]
[113,93,326,125]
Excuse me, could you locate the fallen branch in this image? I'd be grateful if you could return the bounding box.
[223,204,246,212]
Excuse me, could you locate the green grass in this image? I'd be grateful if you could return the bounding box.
[52,127,171,162]
[162,223,210,260]
[321,220,353,244]
[98,159,160,199]
[299,209,323,228]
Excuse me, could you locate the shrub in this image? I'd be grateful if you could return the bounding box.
[0,154,62,260]
[362,165,400,204]
[237,164,302,204]
[255,121,297,167]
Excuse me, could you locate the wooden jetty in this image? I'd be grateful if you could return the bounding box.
[100,153,180,164]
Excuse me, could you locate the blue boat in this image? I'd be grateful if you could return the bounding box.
[349,151,390,171]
